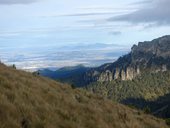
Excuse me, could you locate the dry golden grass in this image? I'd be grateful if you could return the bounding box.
[0,63,168,128]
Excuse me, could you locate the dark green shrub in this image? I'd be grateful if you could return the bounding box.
[71,84,76,89]
[12,64,16,69]
[166,118,170,125]
[143,106,150,114]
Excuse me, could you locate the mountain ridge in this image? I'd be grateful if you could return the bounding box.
[39,65,90,87]
[82,35,170,85]
[39,35,170,87]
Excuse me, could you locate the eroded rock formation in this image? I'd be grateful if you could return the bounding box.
[83,35,170,84]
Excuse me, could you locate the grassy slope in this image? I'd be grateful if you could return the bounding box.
[0,63,168,128]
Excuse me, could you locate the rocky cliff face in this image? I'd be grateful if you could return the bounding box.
[97,66,140,81]
[83,35,170,84]
[84,65,140,83]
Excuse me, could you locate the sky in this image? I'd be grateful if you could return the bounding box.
[0,0,170,70]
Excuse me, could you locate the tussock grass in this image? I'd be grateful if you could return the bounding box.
[0,63,168,128]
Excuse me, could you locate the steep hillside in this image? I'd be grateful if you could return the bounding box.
[0,63,169,128]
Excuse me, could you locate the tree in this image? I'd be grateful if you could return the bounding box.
[12,64,16,69]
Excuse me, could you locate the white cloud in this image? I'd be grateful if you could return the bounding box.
[109,0,170,25]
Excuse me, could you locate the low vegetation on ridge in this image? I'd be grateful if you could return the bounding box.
[87,71,170,102]
[86,71,170,119]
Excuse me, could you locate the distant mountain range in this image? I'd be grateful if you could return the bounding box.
[58,43,128,51]
[39,65,90,87]
[1,42,129,71]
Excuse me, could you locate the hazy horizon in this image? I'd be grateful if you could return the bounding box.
[0,0,170,70]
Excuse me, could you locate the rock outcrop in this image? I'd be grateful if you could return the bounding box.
[85,66,140,83]
[83,35,170,84]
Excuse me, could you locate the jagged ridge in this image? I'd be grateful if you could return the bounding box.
[83,35,170,84]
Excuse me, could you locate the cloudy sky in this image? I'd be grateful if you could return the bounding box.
[0,0,170,70]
